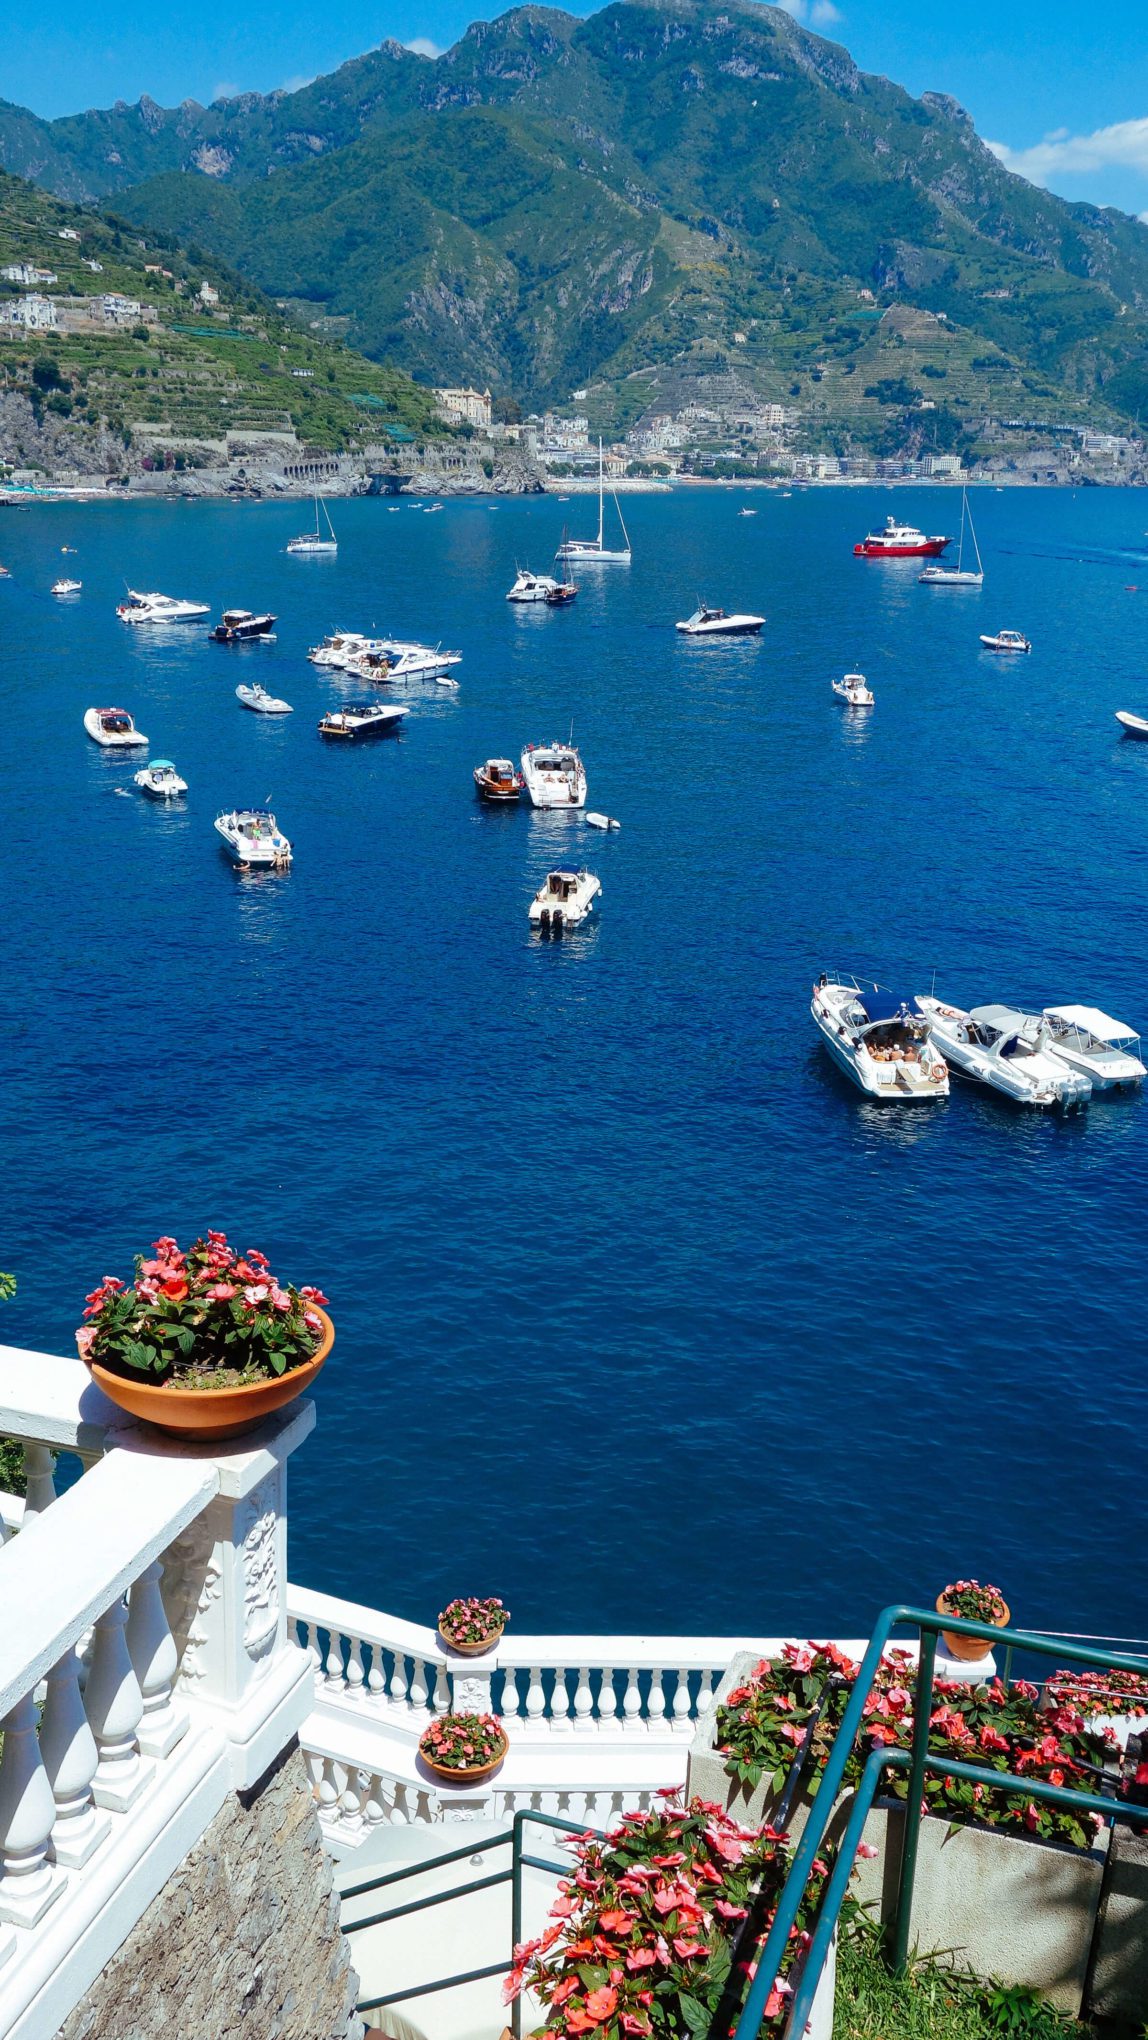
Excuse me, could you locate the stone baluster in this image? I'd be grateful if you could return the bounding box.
[344,1635,365,1704]
[648,1668,668,1735]
[672,1668,694,1734]
[366,1646,386,1707]
[126,1559,188,1759]
[550,1667,573,1733]
[598,1667,618,1731]
[316,1757,340,1825]
[573,1666,595,1733]
[362,1774,387,1831]
[22,1443,57,1517]
[621,1667,643,1733]
[501,1666,525,1723]
[388,1652,409,1711]
[390,1780,411,1824]
[339,1767,364,1840]
[696,1668,715,1716]
[0,1692,65,1925]
[39,1646,110,1868]
[84,1598,151,1810]
[432,1662,451,1715]
[409,1658,428,1714]
[323,1630,346,1691]
[525,1667,546,1727]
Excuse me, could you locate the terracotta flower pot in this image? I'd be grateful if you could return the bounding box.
[78,1308,333,1442]
[438,1627,505,1658]
[936,1592,1010,1663]
[419,1732,508,1787]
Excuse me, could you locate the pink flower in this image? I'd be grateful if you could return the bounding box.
[856,1842,879,1860]
[673,1936,707,1960]
[300,1284,329,1306]
[243,1283,269,1307]
[583,1986,617,2023]
[787,1645,815,1674]
[207,1283,238,1303]
[270,1286,292,1311]
[624,1949,657,1973]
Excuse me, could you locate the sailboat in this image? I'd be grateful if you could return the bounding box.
[286,497,338,556]
[557,440,631,566]
[918,490,983,586]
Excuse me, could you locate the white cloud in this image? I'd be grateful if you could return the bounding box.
[281,74,315,95]
[810,0,842,22]
[212,81,240,101]
[403,36,443,58]
[775,0,806,17]
[988,116,1148,190]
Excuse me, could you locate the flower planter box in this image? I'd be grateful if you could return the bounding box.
[687,1652,828,1839]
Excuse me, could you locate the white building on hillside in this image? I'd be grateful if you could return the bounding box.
[0,294,58,332]
[1,263,57,287]
[435,385,492,430]
[540,412,590,454]
[101,293,143,326]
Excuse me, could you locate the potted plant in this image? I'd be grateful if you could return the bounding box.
[437,1596,509,1656]
[418,1711,507,1785]
[936,1580,1010,1662]
[76,1232,332,1440]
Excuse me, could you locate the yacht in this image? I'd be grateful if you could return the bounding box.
[317,703,407,739]
[51,577,81,597]
[214,809,292,869]
[117,590,209,625]
[832,673,874,706]
[916,998,1091,1107]
[676,604,765,638]
[980,629,1030,653]
[919,490,983,585]
[1042,1006,1146,1090]
[210,609,277,643]
[84,706,148,748]
[557,441,631,566]
[134,759,187,800]
[1115,711,1148,739]
[236,684,293,715]
[529,868,602,932]
[507,567,560,603]
[310,630,369,669]
[346,641,461,685]
[286,498,337,555]
[854,517,950,559]
[474,758,525,802]
[811,975,949,1101]
[521,742,587,809]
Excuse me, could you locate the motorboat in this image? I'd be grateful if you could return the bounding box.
[529,868,601,932]
[51,577,81,596]
[1114,711,1148,739]
[980,630,1030,653]
[317,703,407,739]
[507,568,559,603]
[585,812,620,830]
[832,672,874,706]
[286,497,337,555]
[345,640,461,685]
[134,759,187,799]
[854,517,950,559]
[236,684,293,715]
[557,441,631,566]
[811,975,949,1102]
[309,630,369,669]
[474,758,525,801]
[84,706,148,748]
[919,490,983,585]
[738,507,757,517]
[916,998,1091,1107]
[116,589,209,624]
[210,609,277,643]
[1042,1006,1146,1090]
[676,604,765,637]
[521,742,587,809]
[214,809,292,868]
[545,576,578,607]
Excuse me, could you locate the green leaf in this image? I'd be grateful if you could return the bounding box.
[678,1997,711,2038]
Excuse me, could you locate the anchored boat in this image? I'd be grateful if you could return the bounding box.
[919,490,983,586]
[529,868,601,932]
[317,703,407,739]
[474,759,525,802]
[214,809,292,869]
[676,603,765,638]
[236,684,293,715]
[286,497,337,556]
[521,742,587,809]
[916,998,1090,1107]
[210,609,277,643]
[557,441,631,566]
[84,706,148,748]
[811,975,949,1101]
[854,517,949,560]
[832,673,874,706]
[116,589,208,624]
[134,759,187,799]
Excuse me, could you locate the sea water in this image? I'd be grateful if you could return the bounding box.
[1,485,1146,1645]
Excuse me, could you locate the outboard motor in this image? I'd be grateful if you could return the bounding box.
[552,909,564,937]
[539,907,550,933]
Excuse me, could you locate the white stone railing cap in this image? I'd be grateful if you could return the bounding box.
[109,1397,316,1498]
[0,1343,121,1451]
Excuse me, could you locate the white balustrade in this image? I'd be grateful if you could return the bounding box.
[0,1692,64,1927]
[22,1444,56,1517]
[38,1646,109,1869]
[84,1599,151,1812]
[126,1559,187,1759]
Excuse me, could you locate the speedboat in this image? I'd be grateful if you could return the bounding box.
[832,673,874,706]
[1115,712,1148,739]
[507,568,559,603]
[738,507,757,517]
[310,630,369,669]
[345,640,461,685]
[51,577,81,597]
[116,590,209,624]
[286,497,337,555]
[474,758,525,801]
[529,868,601,932]
[980,630,1030,653]
[916,998,1091,1107]
[236,684,293,715]
[854,517,949,559]
[214,809,292,868]
[557,440,631,566]
[134,759,187,799]
[210,609,277,643]
[521,742,587,809]
[811,976,949,1101]
[1042,1006,1146,1090]
[676,604,765,637]
[318,703,407,738]
[919,490,983,585]
[84,706,148,748]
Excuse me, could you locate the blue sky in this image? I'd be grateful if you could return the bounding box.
[2,0,1147,219]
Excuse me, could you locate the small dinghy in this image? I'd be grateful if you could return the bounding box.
[676,603,765,637]
[84,706,148,748]
[210,609,277,643]
[529,868,602,933]
[52,578,82,597]
[1115,711,1148,739]
[317,703,407,739]
[134,759,187,800]
[236,684,293,715]
[214,809,292,869]
[980,629,1031,653]
[585,812,620,830]
[832,672,874,707]
[474,758,525,801]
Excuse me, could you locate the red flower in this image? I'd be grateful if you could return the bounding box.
[598,1910,634,1933]
[673,1936,707,1960]
[584,1987,617,2023]
[551,1978,580,2006]
[624,1949,657,1972]
[160,1278,188,1300]
[565,2009,596,2032]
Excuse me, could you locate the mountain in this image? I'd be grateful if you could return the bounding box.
[5,0,1148,430]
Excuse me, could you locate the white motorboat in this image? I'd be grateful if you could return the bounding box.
[529,868,601,931]
[134,759,187,799]
[51,577,81,596]
[980,629,1030,653]
[919,490,983,585]
[811,975,949,1102]
[317,703,407,739]
[287,497,337,555]
[236,684,293,715]
[345,639,461,684]
[117,589,209,625]
[738,507,757,518]
[521,742,587,809]
[832,672,874,706]
[557,441,631,565]
[214,809,292,868]
[854,517,949,559]
[84,706,148,748]
[676,604,765,637]
[507,567,560,603]
[916,997,1091,1107]
[210,609,277,643]
[1042,1005,1146,1090]
[1115,711,1148,739]
[310,630,369,669]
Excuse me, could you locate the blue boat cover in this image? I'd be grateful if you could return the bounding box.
[858,989,909,1024]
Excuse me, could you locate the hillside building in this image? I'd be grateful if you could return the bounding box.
[435,385,492,430]
[0,263,57,287]
[0,293,58,331]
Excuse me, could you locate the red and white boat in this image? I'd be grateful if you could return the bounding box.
[854,516,950,559]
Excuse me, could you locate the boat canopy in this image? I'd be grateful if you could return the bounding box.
[148,759,176,771]
[1045,1004,1139,1044]
[857,989,912,1025]
[970,1004,1027,1027]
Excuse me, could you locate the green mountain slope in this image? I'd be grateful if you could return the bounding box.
[4,0,1148,424]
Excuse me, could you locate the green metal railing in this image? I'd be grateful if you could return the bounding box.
[729,1606,1148,2040]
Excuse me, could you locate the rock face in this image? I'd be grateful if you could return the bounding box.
[53,1743,362,2040]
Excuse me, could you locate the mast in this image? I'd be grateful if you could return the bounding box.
[597,438,604,550]
[956,489,966,572]
[966,490,983,577]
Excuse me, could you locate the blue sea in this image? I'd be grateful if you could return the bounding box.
[2,485,1147,1648]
